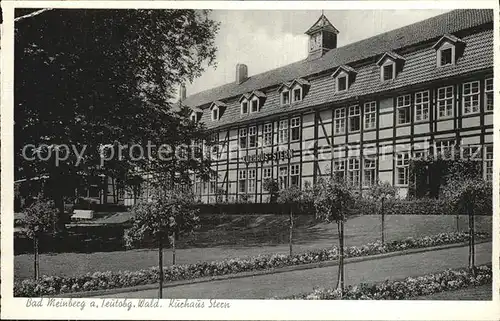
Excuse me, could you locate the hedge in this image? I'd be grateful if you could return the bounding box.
[281,264,492,300]
[14,231,488,297]
[196,197,492,216]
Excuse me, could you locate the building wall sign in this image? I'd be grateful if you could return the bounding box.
[242,149,294,164]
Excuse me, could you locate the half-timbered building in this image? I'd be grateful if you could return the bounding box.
[163,10,495,204]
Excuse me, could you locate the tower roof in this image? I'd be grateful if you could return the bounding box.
[305,14,339,35]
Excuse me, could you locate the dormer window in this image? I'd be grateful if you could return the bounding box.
[292,87,302,103]
[382,63,395,81]
[439,47,453,66]
[337,75,347,92]
[332,65,356,93]
[212,107,219,121]
[250,98,259,113]
[433,34,464,68]
[190,113,197,122]
[281,90,290,105]
[376,52,405,82]
[209,101,227,121]
[241,101,248,114]
[240,91,266,113]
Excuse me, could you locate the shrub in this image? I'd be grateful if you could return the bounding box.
[282,264,492,300]
[13,231,489,297]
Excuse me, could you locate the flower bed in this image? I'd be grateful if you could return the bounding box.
[14,231,489,297]
[281,265,492,300]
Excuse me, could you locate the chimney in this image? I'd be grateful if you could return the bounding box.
[179,84,186,101]
[235,63,248,84]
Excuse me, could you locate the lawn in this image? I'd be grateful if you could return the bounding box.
[14,214,491,280]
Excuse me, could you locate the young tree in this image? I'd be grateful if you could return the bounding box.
[19,198,58,279]
[442,178,491,274]
[124,186,199,298]
[367,181,397,244]
[263,178,279,203]
[15,9,219,227]
[277,185,302,256]
[313,178,356,295]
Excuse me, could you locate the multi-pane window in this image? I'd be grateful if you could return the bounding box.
[263,123,273,146]
[462,81,480,115]
[396,152,410,185]
[241,101,248,114]
[238,170,247,193]
[364,101,377,130]
[462,145,481,160]
[397,94,411,125]
[263,167,272,179]
[333,160,345,182]
[363,159,376,187]
[281,91,290,105]
[290,164,300,186]
[239,128,247,149]
[485,145,493,182]
[437,86,454,118]
[337,76,347,92]
[279,166,288,190]
[485,78,493,112]
[247,169,256,193]
[291,117,301,141]
[251,99,259,113]
[347,158,360,186]
[414,149,429,160]
[279,120,289,144]
[293,88,302,103]
[334,107,346,134]
[414,90,430,122]
[248,126,257,148]
[435,139,455,157]
[348,105,361,132]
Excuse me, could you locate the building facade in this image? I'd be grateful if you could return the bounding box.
[181,10,494,203]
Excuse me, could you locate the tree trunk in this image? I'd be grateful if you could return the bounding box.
[53,194,65,233]
[172,232,176,266]
[158,236,164,299]
[456,214,460,233]
[470,209,475,274]
[33,237,39,280]
[339,219,345,296]
[289,206,293,256]
[381,198,385,245]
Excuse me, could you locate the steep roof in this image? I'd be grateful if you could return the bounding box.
[304,14,339,35]
[182,9,492,109]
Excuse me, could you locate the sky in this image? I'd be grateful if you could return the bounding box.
[184,9,451,98]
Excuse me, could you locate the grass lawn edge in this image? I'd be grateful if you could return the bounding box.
[47,239,491,298]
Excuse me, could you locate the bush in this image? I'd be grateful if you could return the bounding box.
[283,264,492,300]
[14,231,489,297]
